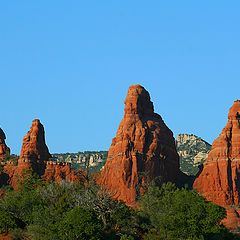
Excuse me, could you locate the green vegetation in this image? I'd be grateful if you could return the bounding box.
[138,183,231,240]
[176,134,212,176]
[0,172,237,239]
[0,171,137,239]
[2,153,18,164]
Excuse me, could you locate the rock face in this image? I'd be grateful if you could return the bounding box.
[2,119,81,188]
[176,134,211,175]
[194,100,240,206]
[15,119,51,177]
[221,207,240,230]
[43,161,80,183]
[99,85,186,206]
[0,128,10,159]
[20,119,51,162]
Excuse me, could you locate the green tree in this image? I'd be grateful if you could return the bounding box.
[138,182,228,240]
[57,207,104,240]
[0,209,23,234]
[0,170,44,227]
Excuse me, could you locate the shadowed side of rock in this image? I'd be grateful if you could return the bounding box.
[0,128,10,160]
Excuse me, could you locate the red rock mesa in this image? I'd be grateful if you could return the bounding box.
[99,85,186,206]
[0,128,10,159]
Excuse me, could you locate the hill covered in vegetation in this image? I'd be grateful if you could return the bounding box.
[176,134,212,175]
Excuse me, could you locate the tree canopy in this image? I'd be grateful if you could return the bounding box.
[0,173,238,240]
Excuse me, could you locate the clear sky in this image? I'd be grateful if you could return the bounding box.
[1,1,240,154]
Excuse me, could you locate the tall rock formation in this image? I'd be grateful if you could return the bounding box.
[20,119,51,162]
[0,128,10,159]
[194,100,240,206]
[3,119,81,188]
[17,119,51,176]
[99,85,186,206]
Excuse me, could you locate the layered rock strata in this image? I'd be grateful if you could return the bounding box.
[17,119,51,176]
[20,119,51,161]
[194,100,240,206]
[99,85,186,206]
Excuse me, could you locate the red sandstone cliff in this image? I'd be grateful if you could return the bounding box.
[194,100,240,206]
[193,100,240,230]
[0,128,10,160]
[99,85,186,206]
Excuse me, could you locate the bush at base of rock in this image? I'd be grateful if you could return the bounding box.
[138,182,230,240]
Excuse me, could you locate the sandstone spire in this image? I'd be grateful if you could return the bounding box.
[3,119,81,188]
[19,119,51,162]
[193,100,240,206]
[99,85,186,206]
[0,128,10,159]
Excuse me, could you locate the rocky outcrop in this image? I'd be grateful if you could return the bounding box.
[176,134,211,175]
[52,151,108,172]
[20,119,51,162]
[99,85,186,206]
[221,207,240,230]
[0,128,10,159]
[193,100,240,206]
[2,119,81,188]
[42,161,81,182]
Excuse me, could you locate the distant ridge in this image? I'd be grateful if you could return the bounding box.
[176,134,211,175]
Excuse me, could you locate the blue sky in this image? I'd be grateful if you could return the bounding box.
[1,1,240,154]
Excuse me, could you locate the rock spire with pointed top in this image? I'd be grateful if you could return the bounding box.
[19,119,51,162]
[99,85,186,206]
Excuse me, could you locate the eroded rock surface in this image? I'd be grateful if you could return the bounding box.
[20,119,51,162]
[0,128,10,159]
[194,100,240,206]
[193,100,240,230]
[99,85,186,206]
[2,119,81,188]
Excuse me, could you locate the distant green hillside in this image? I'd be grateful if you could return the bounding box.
[52,151,108,172]
[176,134,211,176]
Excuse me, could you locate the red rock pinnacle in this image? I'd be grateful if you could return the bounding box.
[19,119,51,162]
[4,119,81,188]
[99,85,185,206]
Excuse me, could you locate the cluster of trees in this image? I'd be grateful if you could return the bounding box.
[2,153,18,164]
[0,171,238,240]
